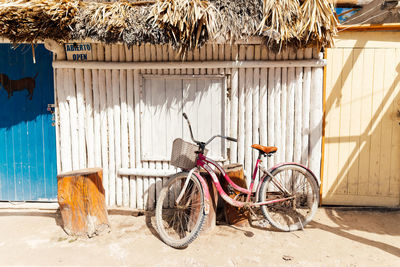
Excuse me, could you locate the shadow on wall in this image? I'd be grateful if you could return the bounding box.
[324,36,400,205]
[0,44,53,128]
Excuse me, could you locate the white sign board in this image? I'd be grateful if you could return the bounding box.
[65,43,92,61]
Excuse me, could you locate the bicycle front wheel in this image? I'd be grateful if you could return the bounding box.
[155,172,206,248]
[258,164,319,231]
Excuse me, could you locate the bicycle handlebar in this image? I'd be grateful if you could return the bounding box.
[182,113,237,147]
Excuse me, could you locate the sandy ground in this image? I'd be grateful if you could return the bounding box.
[0,206,399,267]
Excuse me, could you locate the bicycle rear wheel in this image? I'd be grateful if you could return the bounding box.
[155,172,205,248]
[258,164,319,231]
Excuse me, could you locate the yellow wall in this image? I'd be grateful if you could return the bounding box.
[323,31,400,206]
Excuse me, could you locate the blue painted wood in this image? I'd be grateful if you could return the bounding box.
[0,44,57,201]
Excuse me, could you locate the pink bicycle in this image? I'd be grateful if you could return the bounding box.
[155,113,320,248]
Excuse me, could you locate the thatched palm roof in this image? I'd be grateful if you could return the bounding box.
[0,0,338,52]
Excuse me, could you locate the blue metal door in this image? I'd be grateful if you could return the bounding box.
[0,44,57,201]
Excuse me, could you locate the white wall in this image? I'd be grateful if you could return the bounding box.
[54,43,323,209]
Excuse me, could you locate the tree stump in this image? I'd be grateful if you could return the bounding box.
[57,168,110,237]
[220,164,249,226]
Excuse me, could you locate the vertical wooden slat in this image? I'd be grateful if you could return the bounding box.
[294,49,303,164]
[347,48,363,196]
[260,46,268,148]
[156,45,164,207]
[245,46,254,183]
[267,50,275,168]
[67,69,79,171]
[145,45,155,211]
[54,68,61,174]
[280,50,288,164]
[310,48,324,181]
[302,48,312,166]
[274,51,282,166]
[252,45,260,162]
[92,45,100,172]
[230,67,238,163]
[378,48,394,197]
[207,44,213,74]
[133,68,143,210]
[200,46,206,75]
[119,45,129,207]
[286,49,296,164]
[323,47,343,200]
[57,69,71,172]
[193,47,200,75]
[84,68,95,168]
[75,68,87,169]
[238,45,246,167]
[98,45,109,204]
[357,48,372,197]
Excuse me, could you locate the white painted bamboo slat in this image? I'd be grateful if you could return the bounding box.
[155,45,164,207]
[112,46,122,207]
[252,46,260,188]
[294,50,304,164]
[260,46,268,148]
[245,46,254,185]
[84,69,95,168]
[144,44,153,210]
[75,68,87,169]
[134,69,143,210]
[286,51,296,164]
[310,49,323,181]
[99,68,109,204]
[67,69,79,171]
[53,69,61,174]
[267,51,275,168]
[92,68,101,168]
[230,68,238,163]
[280,50,288,165]
[274,65,282,166]
[237,45,246,167]
[120,57,129,207]
[302,48,312,166]
[57,69,72,172]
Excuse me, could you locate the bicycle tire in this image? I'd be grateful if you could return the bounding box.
[258,164,319,231]
[155,172,206,248]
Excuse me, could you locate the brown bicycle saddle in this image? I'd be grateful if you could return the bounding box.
[251,144,278,154]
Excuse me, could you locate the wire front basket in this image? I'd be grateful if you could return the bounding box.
[170,138,207,170]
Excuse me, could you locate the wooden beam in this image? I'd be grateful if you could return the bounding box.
[334,0,373,7]
[53,59,327,70]
[338,23,400,31]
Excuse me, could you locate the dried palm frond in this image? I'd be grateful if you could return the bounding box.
[0,0,79,43]
[211,0,263,42]
[258,0,301,48]
[73,1,133,42]
[149,0,220,55]
[298,0,338,47]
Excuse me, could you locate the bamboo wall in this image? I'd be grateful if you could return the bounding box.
[54,43,323,209]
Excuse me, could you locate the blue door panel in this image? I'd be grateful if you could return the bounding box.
[0,44,57,201]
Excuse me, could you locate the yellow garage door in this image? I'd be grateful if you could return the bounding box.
[323,31,400,206]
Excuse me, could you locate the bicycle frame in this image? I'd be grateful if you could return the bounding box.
[195,153,295,208]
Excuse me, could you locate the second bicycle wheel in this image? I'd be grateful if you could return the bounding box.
[155,172,206,248]
[258,164,319,231]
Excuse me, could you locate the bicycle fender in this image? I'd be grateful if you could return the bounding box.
[192,171,211,215]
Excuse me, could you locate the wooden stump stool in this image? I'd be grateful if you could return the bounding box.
[220,164,249,226]
[57,168,110,237]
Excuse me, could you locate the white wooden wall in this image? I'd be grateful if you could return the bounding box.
[54,43,323,209]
